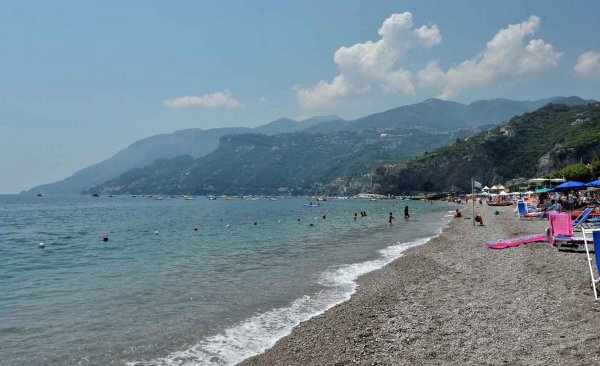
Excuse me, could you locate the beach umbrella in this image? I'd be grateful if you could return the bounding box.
[551,181,586,192]
[536,187,552,193]
[482,186,490,191]
[498,191,508,196]
[586,179,600,188]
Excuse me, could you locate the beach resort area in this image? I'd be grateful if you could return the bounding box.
[240,181,600,365]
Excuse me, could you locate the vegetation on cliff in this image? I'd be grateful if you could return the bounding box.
[87,128,480,195]
[375,102,600,193]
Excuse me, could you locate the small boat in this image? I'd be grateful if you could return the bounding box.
[91,193,100,197]
[316,196,327,201]
[36,193,44,197]
[304,202,321,207]
[208,195,218,200]
[183,195,194,201]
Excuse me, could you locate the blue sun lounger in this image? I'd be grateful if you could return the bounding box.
[573,208,593,230]
[516,201,544,219]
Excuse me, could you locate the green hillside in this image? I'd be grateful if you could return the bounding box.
[375,102,600,193]
[87,128,479,195]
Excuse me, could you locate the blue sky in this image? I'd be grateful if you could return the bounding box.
[1,0,600,193]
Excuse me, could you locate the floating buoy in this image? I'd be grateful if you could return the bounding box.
[102,235,109,242]
[226,224,230,228]
[38,242,45,248]
[154,230,159,235]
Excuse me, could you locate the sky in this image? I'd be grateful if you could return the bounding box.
[1,0,600,193]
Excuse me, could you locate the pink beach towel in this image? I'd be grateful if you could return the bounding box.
[487,235,547,250]
[548,213,573,246]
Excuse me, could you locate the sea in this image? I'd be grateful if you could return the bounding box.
[0,195,451,365]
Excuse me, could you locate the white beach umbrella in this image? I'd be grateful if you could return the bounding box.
[482,186,490,190]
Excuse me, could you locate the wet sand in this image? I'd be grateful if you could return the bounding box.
[239,204,600,365]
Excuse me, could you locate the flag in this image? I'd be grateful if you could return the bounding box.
[473,180,482,189]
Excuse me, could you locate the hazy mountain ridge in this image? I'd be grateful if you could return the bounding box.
[307,96,593,134]
[23,96,593,194]
[22,116,341,194]
[87,127,484,196]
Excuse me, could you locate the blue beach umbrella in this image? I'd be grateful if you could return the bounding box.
[551,181,586,192]
[586,179,600,188]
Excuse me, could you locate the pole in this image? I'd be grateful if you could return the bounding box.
[472,178,475,226]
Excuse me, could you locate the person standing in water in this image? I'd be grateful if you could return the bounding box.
[388,212,395,225]
[404,205,410,219]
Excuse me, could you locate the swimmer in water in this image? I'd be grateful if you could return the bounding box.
[388,212,395,225]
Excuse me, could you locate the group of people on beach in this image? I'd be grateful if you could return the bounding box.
[454,208,484,226]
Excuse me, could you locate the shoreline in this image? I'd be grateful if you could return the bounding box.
[239,204,600,365]
[138,202,452,366]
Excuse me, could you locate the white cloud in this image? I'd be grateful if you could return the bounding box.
[163,90,243,108]
[297,12,441,110]
[418,16,562,99]
[574,51,600,80]
[418,61,447,88]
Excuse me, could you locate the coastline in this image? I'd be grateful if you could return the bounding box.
[239,204,600,365]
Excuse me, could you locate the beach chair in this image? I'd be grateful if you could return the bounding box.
[548,213,572,245]
[548,213,587,252]
[573,208,593,230]
[583,229,600,300]
[516,201,544,219]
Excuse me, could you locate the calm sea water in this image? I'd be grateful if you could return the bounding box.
[0,195,451,365]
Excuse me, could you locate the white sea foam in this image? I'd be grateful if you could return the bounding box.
[130,221,449,366]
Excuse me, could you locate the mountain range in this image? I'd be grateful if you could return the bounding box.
[23,96,593,195]
[86,127,480,196]
[375,100,600,194]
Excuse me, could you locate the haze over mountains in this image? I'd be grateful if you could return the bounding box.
[23,96,593,195]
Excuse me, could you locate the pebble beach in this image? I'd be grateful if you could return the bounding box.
[239,204,600,365]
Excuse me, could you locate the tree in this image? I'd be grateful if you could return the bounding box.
[552,163,593,182]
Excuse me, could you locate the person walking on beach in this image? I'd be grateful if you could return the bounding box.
[388,212,395,225]
[404,205,410,219]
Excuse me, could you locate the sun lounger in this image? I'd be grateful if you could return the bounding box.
[583,229,600,300]
[573,208,593,230]
[548,213,591,252]
[549,213,572,246]
[516,201,544,219]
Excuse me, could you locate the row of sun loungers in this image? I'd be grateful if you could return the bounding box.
[512,202,600,300]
